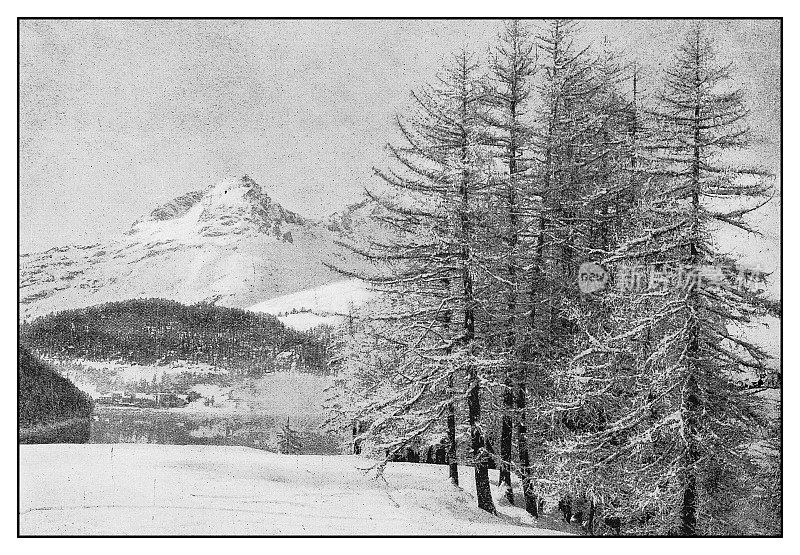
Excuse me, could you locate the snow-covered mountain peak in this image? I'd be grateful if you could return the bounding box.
[202,174,271,215]
[19,175,350,321]
[127,175,306,245]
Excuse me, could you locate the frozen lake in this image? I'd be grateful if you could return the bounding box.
[21,405,340,455]
[89,405,340,454]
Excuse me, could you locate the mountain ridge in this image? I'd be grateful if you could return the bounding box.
[20,175,374,322]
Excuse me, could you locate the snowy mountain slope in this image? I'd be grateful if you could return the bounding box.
[248,279,374,331]
[20,444,570,535]
[321,198,386,237]
[19,176,367,321]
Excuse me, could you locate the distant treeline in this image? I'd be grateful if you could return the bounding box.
[20,299,330,374]
[19,344,93,427]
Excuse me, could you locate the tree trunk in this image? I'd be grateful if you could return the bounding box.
[681,371,700,535]
[515,379,538,516]
[681,46,702,536]
[458,58,495,515]
[464,247,494,514]
[499,379,514,501]
[500,174,517,504]
[499,74,521,506]
[443,277,459,487]
[447,375,459,486]
[468,369,496,513]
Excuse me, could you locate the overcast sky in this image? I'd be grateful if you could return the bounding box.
[20,19,780,253]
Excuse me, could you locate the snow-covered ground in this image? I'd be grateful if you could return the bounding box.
[248,279,373,331]
[181,371,334,417]
[50,352,333,418]
[57,358,225,383]
[19,444,569,535]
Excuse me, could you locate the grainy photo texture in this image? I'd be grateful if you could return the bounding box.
[18,18,781,537]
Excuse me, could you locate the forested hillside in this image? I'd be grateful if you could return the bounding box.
[18,344,93,427]
[20,299,329,374]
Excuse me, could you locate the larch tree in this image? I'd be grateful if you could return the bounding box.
[334,50,497,513]
[550,56,655,535]
[572,23,774,535]
[481,18,538,509]
[651,23,773,535]
[523,19,608,515]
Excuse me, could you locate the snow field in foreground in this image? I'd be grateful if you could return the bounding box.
[20,444,569,535]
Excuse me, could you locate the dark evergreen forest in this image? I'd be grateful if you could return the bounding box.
[18,344,93,427]
[20,299,331,375]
